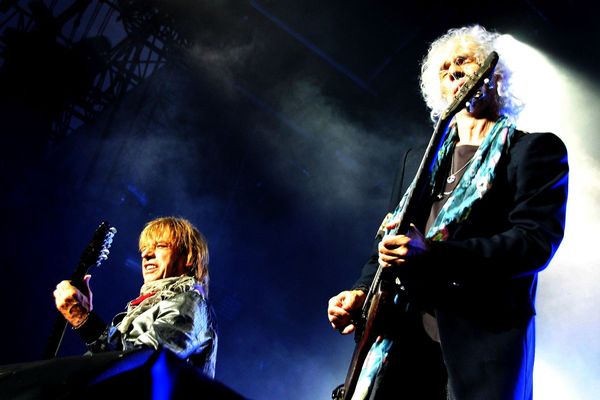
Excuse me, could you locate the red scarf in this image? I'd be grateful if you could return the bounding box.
[129,291,157,307]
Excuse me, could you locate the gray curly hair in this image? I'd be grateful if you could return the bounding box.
[419,25,522,121]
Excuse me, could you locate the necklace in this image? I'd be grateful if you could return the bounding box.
[436,146,478,200]
[446,152,475,184]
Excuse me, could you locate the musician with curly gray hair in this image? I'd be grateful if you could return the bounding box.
[328,25,568,399]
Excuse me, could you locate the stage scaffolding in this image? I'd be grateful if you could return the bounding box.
[0,0,192,137]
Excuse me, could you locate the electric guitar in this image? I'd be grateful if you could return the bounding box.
[43,221,116,359]
[333,51,499,400]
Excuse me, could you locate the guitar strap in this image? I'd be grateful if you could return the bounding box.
[351,337,393,400]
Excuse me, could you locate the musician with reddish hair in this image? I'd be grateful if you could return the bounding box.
[53,216,218,378]
[328,25,568,399]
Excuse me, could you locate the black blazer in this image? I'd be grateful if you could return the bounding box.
[353,130,569,326]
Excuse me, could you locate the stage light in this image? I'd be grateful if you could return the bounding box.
[497,33,600,400]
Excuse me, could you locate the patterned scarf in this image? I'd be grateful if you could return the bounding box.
[426,116,515,241]
[352,116,516,400]
[117,275,203,335]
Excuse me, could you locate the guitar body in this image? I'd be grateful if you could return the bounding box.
[334,52,499,400]
[43,221,116,360]
[334,274,400,400]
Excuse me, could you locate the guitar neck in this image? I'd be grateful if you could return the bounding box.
[43,221,115,359]
[42,262,93,360]
[359,111,451,315]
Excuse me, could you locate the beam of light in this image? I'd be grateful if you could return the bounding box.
[234,83,313,140]
[250,0,377,95]
[496,34,600,400]
[533,359,573,400]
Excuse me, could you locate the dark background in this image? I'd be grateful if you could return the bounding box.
[1,1,599,399]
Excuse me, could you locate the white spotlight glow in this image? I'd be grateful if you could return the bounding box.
[496,34,600,400]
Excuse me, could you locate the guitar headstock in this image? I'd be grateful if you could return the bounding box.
[73,221,117,280]
[441,51,499,122]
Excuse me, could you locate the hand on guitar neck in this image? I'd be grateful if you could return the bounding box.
[44,221,115,359]
[53,274,94,329]
[378,223,429,269]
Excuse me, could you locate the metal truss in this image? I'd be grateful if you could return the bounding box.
[0,0,191,138]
